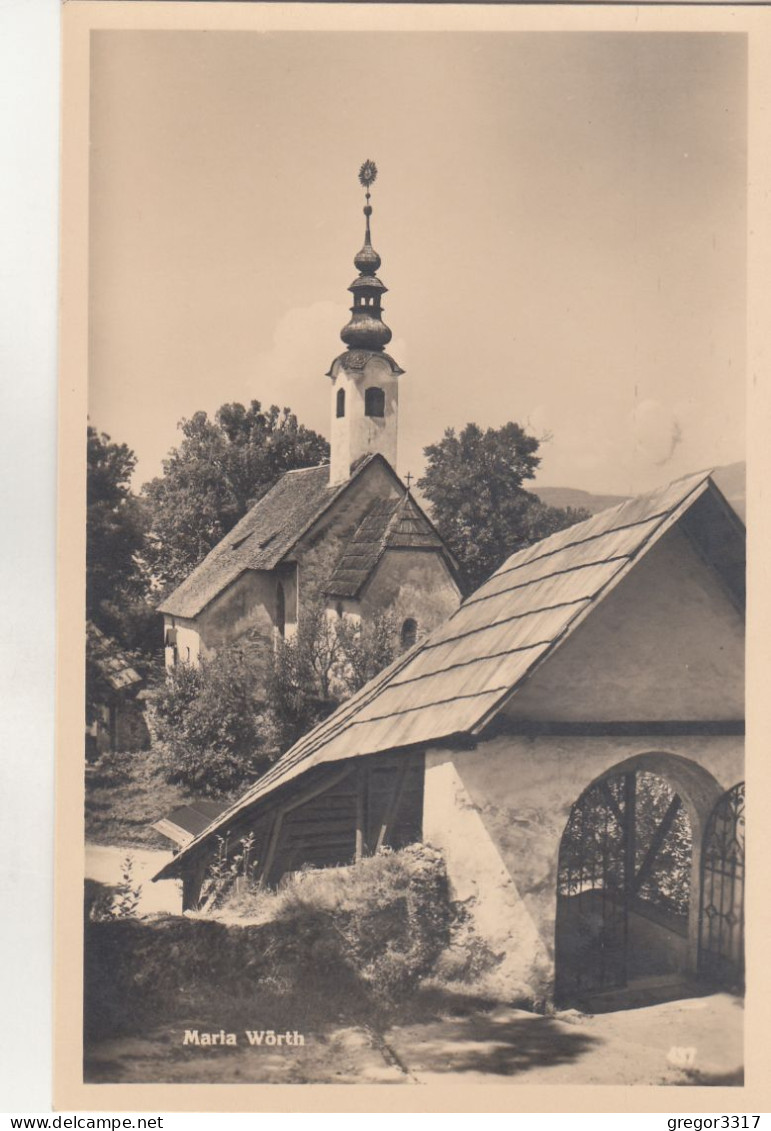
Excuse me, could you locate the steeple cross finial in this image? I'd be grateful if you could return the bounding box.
[405,471,414,491]
[358,159,378,240]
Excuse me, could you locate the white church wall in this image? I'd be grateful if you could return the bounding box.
[359,549,460,641]
[329,355,399,485]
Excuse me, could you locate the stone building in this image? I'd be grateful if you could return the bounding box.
[155,470,745,1006]
[158,169,461,669]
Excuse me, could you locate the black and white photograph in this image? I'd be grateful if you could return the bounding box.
[54,3,758,1106]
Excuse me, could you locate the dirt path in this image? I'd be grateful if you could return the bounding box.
[84,993,742,1086]
[384,993,743,1086]
[85,843,182,916]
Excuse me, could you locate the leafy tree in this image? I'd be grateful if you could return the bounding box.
[147,643,275,795]
[335,611,400,694]
[142,402,329,592]
[265,605,339,756]
[418,422,590,593]
[147,599,400,793]
[265,603,400,755]
[87,425,147,621]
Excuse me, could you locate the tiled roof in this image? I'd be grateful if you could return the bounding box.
[152,801,229,847]
[155,470,742,881]
[158,459,371,619]
[326,493,451,599]
[86,622,142,692]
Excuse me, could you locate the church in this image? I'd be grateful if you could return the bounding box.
[158,162,461,669]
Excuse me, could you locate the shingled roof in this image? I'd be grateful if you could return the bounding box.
[158,457,382,619]
[155,470,744,881]
[86,622,142,693]
[326,493,453,599]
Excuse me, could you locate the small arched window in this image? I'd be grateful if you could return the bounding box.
[401,617,418,651]
[336,388,345,418]
[365,387,385,418]
[276,582,286,638]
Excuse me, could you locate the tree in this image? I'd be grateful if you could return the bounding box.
[418,422,590,593]
[147,643,275,795]
[149,605,401,794]
[86,425,148,621]
[142,402,329,592]
[265,603,400,755]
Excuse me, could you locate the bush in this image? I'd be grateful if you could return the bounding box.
[147,645,275,795]
[83,845,519,1043]
[215,844,454,1003]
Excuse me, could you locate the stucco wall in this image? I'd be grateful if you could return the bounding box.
[329,355,399,485]
[195,569,280,654]
[424,734,743,996]
[503,526,744,723]
[359,549,460,639]
[163,615,202,668]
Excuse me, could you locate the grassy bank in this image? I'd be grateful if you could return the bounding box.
[84,845,514,1044]
[85,747,237,848]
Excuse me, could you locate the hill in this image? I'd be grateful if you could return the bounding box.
[531,461,745,521]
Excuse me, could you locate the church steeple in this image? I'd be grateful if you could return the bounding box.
[340,160,392,352]
[327,161,404,486]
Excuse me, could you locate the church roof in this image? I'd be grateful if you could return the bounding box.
[155,470,744,881]
[158,458,376,619]
[326,493,453,599]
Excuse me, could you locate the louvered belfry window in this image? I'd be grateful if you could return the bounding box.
[364,387,385,418]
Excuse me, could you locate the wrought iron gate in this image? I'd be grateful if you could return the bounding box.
[699,781,745,989]
[556,769,691,1004]
[556,774,629,1000]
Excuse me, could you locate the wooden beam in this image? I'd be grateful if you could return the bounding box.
[355,764,366,862]
[282,764,357,816]
[491,719,745,738]
[632,795,682,895]
[181,853,208,912]
[258,810,284,887]
[375,760,411,852]
[261,763,358,884]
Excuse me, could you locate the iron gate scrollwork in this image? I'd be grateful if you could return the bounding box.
[555,774,629,999]
[698,781,745,989]
[556,769,692,1005]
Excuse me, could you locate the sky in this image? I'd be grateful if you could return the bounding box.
[88,30,747,497]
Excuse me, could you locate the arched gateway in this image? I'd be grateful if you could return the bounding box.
[555,755,743,1006]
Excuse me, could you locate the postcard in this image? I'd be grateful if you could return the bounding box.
[56,0,771,1113]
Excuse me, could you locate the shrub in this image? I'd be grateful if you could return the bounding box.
[216,844,454,1004]
[147,644,275,795]
[85,856,142,921]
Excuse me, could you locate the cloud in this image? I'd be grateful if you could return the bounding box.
[246,301,350,435]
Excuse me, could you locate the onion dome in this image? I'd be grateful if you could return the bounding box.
[339,161,394,352]
[353,219,382,275]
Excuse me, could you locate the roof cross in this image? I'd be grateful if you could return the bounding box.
[405,471,414,491]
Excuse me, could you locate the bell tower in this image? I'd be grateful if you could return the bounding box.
[327,160,404,485]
